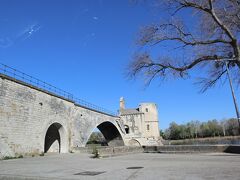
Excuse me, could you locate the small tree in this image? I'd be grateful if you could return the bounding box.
[160,129,166,139]
[225,118,239,136]
[220,119,227,136]
[164,128,171,139]
[192,120,201,138]
[207,119,222,137]
[186,122,195,138]
[128,0,240,92]
[168,122,181,139]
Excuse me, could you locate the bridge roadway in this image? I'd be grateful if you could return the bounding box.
[0,71,126,158]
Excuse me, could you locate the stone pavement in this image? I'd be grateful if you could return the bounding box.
[0,153,239,180]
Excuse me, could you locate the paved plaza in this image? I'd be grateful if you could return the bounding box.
[0,153,239,180]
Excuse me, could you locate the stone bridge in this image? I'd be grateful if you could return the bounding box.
[0,72,126,157]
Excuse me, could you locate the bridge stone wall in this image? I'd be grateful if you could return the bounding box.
[0,75,125,158]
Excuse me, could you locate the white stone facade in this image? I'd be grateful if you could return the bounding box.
[119,98,162,146]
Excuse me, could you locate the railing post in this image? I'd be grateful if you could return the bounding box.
[0,63,116,116]
[225,61,240,134]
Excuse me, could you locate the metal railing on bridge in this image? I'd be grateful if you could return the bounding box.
[0,63,117,116]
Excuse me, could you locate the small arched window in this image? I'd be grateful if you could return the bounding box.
[147,124,150,131]
[124,125,130,134]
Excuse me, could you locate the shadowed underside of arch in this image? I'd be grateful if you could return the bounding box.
[44,123,61,153]
[97,121,124,146]
[44,123,66,153]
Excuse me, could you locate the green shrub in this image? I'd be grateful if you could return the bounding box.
[92,146,100,158]
[3,156,15,160]
[17,155,23,158]
[2,155,23,160]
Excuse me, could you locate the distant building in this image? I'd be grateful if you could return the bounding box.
[119,97,162,146]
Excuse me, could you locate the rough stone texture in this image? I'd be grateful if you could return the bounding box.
[163,136,240,145]
[73,146,144,157]
[0,75,125,158]
[119,98,162,146]
[143,145,240,154]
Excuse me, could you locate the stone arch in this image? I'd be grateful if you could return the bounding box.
[87,121,125,147]
[44,122,68,153]
[128,139,141,147]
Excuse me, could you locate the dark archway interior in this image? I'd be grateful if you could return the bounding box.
[97,121,124,146]
[124,125,130,134]
[44,123,61,153]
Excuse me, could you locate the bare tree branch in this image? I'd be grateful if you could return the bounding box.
[128,0,240,91]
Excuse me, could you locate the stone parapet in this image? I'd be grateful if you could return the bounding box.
[143,145,240,154]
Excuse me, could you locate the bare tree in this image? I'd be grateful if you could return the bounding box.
[220,119,227,136]
[128,0,240,92]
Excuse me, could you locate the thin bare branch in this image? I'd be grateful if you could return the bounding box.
[128,0,240,91]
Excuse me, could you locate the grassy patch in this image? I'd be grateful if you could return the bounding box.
[2,155,23,160]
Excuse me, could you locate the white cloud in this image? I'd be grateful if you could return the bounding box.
[0,22,41,48]
[17,23,41,40]
[0,37,13,48]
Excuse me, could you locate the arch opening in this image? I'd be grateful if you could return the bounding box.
[87,121,124,147]
[86,128,108,146]
[97,121,124,146]
[44,123,63,153]
[128,139,141,147]
[124,125,130,134]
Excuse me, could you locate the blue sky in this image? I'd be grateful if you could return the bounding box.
[0,0,239,130]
